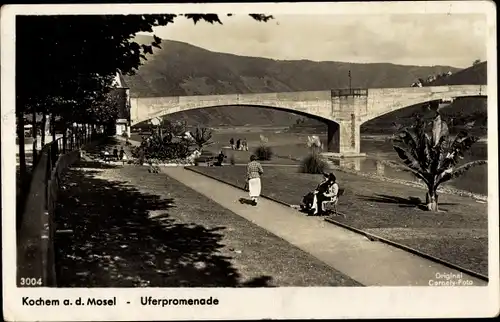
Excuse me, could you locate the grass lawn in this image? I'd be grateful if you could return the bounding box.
[54,161,360,287]
[189,165,489,277]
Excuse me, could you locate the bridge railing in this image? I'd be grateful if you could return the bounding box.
[331,88,369,97]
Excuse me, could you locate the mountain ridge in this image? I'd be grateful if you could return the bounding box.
[125,35,478,128]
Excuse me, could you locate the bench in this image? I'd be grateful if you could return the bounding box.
[101,153,116,162]
[195,155,218,166]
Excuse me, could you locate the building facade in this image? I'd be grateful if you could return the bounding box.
[112,71,131,137]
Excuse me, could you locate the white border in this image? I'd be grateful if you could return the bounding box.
[2,2,498,321]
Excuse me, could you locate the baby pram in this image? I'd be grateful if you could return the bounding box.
[300,191,317,214]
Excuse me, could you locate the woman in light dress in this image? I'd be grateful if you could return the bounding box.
[245,154,264,206]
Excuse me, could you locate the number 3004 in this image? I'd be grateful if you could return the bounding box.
[20,278,43,286]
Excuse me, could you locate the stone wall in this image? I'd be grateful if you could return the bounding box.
[17,149,80,287]
[17,138,105,287]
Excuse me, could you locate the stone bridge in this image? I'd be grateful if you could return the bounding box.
[130,85,487,157]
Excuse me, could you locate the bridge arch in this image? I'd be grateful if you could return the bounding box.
[130,90,335,126]
[131,101,348,155]
[360,85,487,125]
[132,103,336,127]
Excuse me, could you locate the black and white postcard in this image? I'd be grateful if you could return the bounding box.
[2,1,498,320]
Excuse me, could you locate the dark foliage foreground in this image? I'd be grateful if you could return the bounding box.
[54,165,257,287]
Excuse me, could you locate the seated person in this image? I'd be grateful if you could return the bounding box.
[321,174,339,215]
[310,173,330,215]
[316,172,329,189]
[313,173,339,215]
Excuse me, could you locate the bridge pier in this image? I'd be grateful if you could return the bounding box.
[324,120,365,158]
[322,88,367,159]
[326,121,340,152]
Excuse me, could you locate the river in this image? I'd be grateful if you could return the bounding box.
[208,127,488,197]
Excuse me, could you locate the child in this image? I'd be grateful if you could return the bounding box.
[119,147,126,164]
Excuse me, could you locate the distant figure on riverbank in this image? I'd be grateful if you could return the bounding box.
[242,138,249,151]
[230,138,235,150]
[119,146,125,159]
[113,147,119,161]
[214,150,226,166]
[246,154,264,206]
[236,139,241,150]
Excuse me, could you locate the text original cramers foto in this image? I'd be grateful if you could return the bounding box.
[22,296,219,307]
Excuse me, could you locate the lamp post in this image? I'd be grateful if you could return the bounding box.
[72,122,77,149]
[348,70,352,93]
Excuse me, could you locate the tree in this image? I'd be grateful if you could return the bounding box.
[16,14,273,110]
[392,109,486,212]
[191,127,214,150]
[15,13,272,191]
[84,88,126,125]
[17,13,273,135]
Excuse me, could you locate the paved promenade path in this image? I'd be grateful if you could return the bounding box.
[161,167,487,287]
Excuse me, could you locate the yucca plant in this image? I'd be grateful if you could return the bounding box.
[191,126,214,151]
[307,135,323,154]
[392,112,486,212]
[299,135,327,173]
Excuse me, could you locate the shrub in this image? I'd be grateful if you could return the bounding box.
[229,154,236,165]
[131,133,191,162]
[300,153,328,174]
[254,145,273,161]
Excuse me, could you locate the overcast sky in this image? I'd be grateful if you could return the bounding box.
[142,14,487,68]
